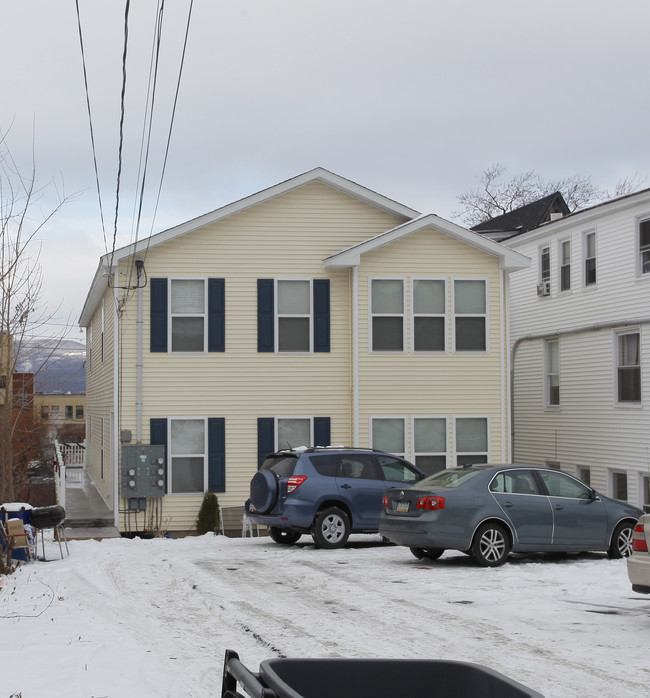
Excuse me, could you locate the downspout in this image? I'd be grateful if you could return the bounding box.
[352,265,359,447]
[510,316,650,459]
[499,269,508,462]
[136,259,144,444]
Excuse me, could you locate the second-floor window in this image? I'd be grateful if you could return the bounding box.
[170,279,206,352]
[65,405,73,420]
[371,279,405,352]
[583,230,596,286]
[453,280,486,352]
[639,218,650,276]
[540,244,550,283]
[412,279,446,352]
[616,331,641,403]
[559,239,571,291]
[76,405,84,419]
[277,280,312,352]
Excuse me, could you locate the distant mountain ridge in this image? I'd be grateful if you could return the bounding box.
[15,338,86,393]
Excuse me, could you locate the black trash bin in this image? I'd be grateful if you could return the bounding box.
[221,650,545,698]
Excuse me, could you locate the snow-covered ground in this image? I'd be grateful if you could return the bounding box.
[1,532,648,698]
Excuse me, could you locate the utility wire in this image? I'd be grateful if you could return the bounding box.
[74,0,108,255]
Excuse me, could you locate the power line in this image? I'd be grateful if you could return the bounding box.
[74,0,108,255]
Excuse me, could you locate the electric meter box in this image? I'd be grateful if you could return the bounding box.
[121,445,166,498]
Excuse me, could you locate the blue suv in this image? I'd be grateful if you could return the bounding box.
[245,446,424,548]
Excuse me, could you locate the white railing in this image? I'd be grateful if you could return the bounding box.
[53,440,87,508]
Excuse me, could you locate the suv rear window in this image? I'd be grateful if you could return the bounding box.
[308,453,337,477]
[261,456,297,477]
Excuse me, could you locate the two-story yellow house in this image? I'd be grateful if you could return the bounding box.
[79,169,529,534]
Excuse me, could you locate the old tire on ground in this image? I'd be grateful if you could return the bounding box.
[470,522,511,567]
[409,547,444,561]
[607,521,634,559]
[311,507,350,549]
[249,470,279,514]
[268,527,301,545]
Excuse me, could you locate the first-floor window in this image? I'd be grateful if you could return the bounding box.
[546,339,560,406]
[642,475,650,507]
[617,331,641,403]
[612,471,628,501]
[578,467,591,487]
[277,417,312,450]
[453,280,486,351]
[169,418,206,493]
[413,417,447,475]
[455,417,488,466]
[371,417,406,456]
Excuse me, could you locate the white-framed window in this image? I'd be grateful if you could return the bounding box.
[583,230,597,287]
[559,238,571,291]
[371,417,406,457]
[453,279,487,352]
[411,279,446,352]
[539,244,550,283]
[276,279,312,352]
[545,339,560,406]
[412,417,447,475]
[642,474,650,508]
[611,470,628,501]
[454,416,488,466]
[578,466,591,486]
[638,217,650,276]
[170,278,207,352]
[168,417,207,493]
[276,417,313,450]
[370,279,405,352]
[616,330,641,403]
[76,405,84,420]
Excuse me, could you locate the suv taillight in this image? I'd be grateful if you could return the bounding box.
[632,523,648,552]
[416,496,445,511]
[286,476,307,494]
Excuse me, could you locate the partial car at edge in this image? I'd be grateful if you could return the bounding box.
[627,512,650,594]
[379,464,643,567]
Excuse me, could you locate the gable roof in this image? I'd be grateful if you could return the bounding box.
[471,192,570,240]
[79,168,421,326]
[324,214,530,272]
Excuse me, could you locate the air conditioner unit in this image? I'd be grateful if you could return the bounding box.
[536,280,550,297]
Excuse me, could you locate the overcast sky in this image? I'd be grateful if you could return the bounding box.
[3,0,650,338]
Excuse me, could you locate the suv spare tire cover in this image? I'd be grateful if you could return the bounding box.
[250,470,279,513]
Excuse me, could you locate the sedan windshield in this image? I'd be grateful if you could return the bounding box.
[418,468,483,489]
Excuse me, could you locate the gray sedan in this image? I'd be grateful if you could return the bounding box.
[379,464,643,566]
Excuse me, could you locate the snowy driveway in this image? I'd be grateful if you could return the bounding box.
[1,533,648,697]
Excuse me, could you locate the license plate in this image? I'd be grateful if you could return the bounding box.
[396,501,410,512]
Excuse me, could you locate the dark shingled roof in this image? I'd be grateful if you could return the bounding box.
[471,192,570,237]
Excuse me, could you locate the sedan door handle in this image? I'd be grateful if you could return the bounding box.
[340,484,352,489]
[554,504,563,510]
[502,502,513,508]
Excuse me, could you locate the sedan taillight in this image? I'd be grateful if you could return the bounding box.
[416,496,445,511]
[286,476,307,494]
[382,495,389,508]
[632,523,648,552]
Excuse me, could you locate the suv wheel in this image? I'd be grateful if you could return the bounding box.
[268,527,301,545]
[311,507,350,549]
[249,470,279,514]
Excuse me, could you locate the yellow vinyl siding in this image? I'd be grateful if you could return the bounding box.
[355,226,506,462]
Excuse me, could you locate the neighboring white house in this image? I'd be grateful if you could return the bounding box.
[499,188,650,509]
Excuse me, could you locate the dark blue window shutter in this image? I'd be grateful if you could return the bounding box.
[208,278,225,352]
[314,417,331,447]
[150,278,168,352]
[150,418,168,493]
[257,418,275,469]
[257,279,274,352]
[313,279,330,352]
[208,418,226,492]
